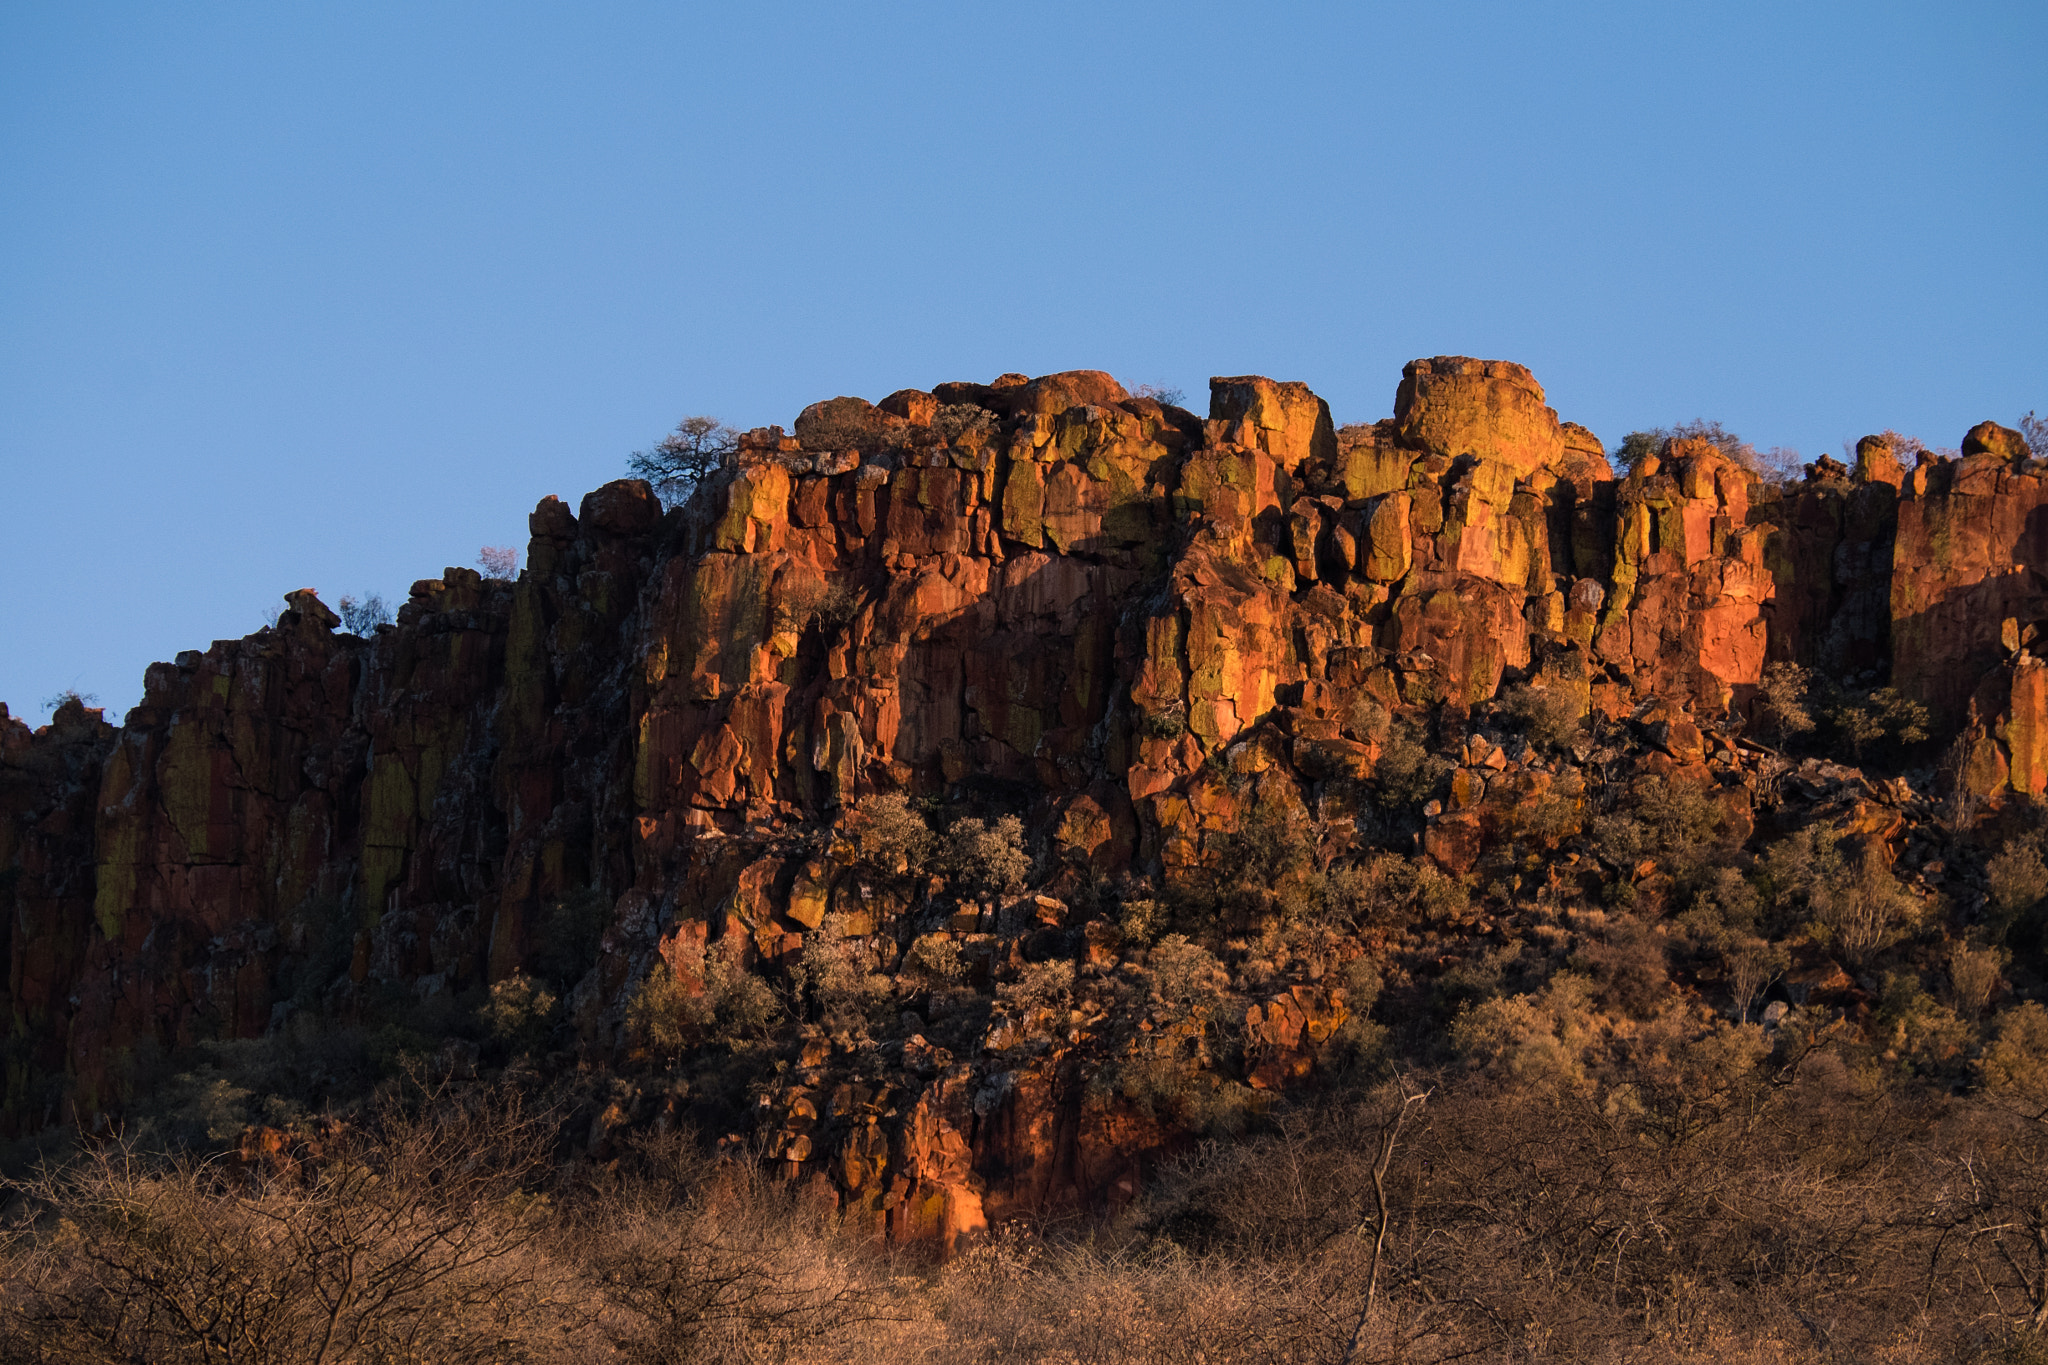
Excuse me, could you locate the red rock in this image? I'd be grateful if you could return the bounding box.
[1962,420,2031,463]
[1394,356,1565,477]
[17,354,2048,1251]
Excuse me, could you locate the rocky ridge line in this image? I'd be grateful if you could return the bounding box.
[2,357,2043,1250]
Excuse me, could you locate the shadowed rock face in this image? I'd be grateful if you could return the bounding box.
[2,358,2040,1247]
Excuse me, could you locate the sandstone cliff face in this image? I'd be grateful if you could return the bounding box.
[2,358,2038,1246]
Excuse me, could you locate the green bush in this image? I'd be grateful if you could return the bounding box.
[479,974,558,1054]
[1875,971,1974,1074]
[1981,1000,2048,1112]
[1117,898,1165,946]
[1502,770,1585,847]
[1345,696,1392,745]
[536,887,609,991]
[1138,702,1187,738]
[1613,419,1758,474]
[1323,958,1388,1074]
[940,814,1031,897]
[1754,661,1816,745]
[1760,826,1924,963]
[1172,808,1321,931]
[1947,940,2006,1015]
[1314,853,1466,928]
[1498,683,1583,753]
[1823,684,1929,765]
[1986,839,2048,938]
[998,961,1075,1016]
[1373,716,1451,810]
[1574,918,1669,1018]
[1102,1054,1257,1136]
[1591,775,1732,890]
[1680,866,1764,944]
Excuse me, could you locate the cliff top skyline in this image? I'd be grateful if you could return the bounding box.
[4,2,2045,724]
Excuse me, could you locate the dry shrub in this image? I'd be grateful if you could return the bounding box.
[1105,1054,2048,1363]
[790,914,894,1038]
[17,1050,2048,1363]
[1497,681,1584,753]
[842,793,936,879]
[1449,973,1599,1089]
[1988,838,2048,933]
[579,1143,903,1364]
[630,415,738,508]
[1724,933,1790,1023]
[629,935,782,1058]
[1949,939,2008,1014]
[1576,915,1669,1017]
[1145,935,1225,1011]
[0,1085,583,1364]
[931,1237,1330,1364]
[1763,824,1925,963]
[933,403,993,444]
[773,578,860,634]
[940,814,1031,897]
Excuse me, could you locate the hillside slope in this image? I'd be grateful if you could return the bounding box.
[6,356,2048,1273]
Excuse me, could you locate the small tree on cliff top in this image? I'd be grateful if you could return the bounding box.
[337,592,393,635]
[2020,410,2046,460]
[1615,420,1755,474]
[630,416,739,509]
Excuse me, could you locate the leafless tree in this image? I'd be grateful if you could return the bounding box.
[476,546,518,580]
[336,592,392,635]
[631,415,739,509]
[0,1084,586,1364]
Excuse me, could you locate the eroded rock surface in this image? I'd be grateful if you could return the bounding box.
[3,357,2041,1248]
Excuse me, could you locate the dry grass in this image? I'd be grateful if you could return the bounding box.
[8,1066,2048,1363]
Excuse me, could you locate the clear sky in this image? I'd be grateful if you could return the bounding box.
[3,1,2044,725]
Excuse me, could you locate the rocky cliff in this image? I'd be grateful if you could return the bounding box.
[4,357,2042,1249]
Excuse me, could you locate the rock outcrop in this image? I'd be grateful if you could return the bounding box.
[3,356,2040,1248]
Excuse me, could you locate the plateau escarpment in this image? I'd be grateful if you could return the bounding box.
[4,357,2046,1252]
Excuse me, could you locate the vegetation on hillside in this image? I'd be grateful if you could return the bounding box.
[11,661,2048,1361]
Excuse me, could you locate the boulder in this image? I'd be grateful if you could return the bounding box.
[1962,420,2031,464]
[1393,355,1566,477]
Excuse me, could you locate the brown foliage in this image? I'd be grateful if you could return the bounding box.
[11,1056,2048,1361]
[0,1083,578,1364]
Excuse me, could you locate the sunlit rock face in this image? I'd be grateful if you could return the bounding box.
[2,355,2038,1249]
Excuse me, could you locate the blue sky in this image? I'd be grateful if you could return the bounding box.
[4,1,2044,724]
